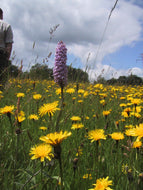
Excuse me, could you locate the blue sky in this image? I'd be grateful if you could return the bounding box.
[1,0,143,81]
[103,40,143,70]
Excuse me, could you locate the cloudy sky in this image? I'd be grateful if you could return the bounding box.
[1,0,143,81]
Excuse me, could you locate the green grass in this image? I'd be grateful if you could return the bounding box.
[0,79,143,190]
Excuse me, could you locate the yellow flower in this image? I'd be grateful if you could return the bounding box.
[125,128,136,137]
[70,116,81,121]
[33,94,42,100]
[125,123,143,139]
[120,96,126,100]
[134,123,143,138]
[39,101,60,117]
[40,131,72,146]
[55,88,61,95]
[16,93,25,97]
[125,125,134,129]
[119,103,126,107]
[39,126,47,131]
[83,173,92,180]
[71,123,84,130]
[131,98,141,106]
[29,143,53,162]
[89,176,113,190]
[28,114,39,120]
[78,100,83,103]
[100,100,106,105]
[78,89,85,94]
[66,88,75,94]
[109,132,124,141]
[130,112,141,118]
[0,105,15,115]
[103,110,111,116]
[15,110,26,123]
[122,111,129,118]
[132,137,142,148]
[83,91,89,98]
[17,115,26,123]
[123,107,132,116]
[88,129,106,142]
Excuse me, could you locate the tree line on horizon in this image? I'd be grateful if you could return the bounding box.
[9,62,143,85]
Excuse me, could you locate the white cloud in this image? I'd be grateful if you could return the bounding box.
[1,0,143,79]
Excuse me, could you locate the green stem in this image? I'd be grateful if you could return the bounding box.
[58,155,63,190]
[55,85,64,131]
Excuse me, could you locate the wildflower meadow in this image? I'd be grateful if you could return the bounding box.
[0,79,143,190]
[0,42,143,190]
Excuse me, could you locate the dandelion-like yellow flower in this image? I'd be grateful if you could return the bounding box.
[29,143,53,162]
[132,138,142,148]
[125,123,143,139]
[39,126,47,131]
[119,103,126,107]
[66,88,75,94]
[78,100,83,103]
[78,89,85,94]
[16,93,25,97]
[40,131,72,146]
[71,123,84,130]
[100,100,106,105]
[33,94,42,100]
[103,110,111,116]
[89,176,113,190]
[55,88,61,95]
[70,116,81,121]
[39,101,60,117]
[123,107,132,116]
[88,129,106,142]
[109,132,124,141]
[28,114,39,120]
[0,105,15,115]
[83,91,89,98]
[125,128,136,137]
[134,123,143,138]
[16,111,25,123]
[131,98,141,106]
[17,115,26,123]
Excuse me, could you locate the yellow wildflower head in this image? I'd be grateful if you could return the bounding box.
[109,132,124,141]
[70,116,81,121]
[39,101,60,117]
[0,105,15,115]
[16,93,25,98]
[29,143,54,162]
[132,138,142,148]
[71,123,84,130]
[89,176,113,190]
[88,129,106,142]
[28,114,39,120]
[40,131,72,146]
[39,126,47,131]
[33,94,42,100]
[78,89,85,94]
[103,110,111,116]
[66,88,75,94]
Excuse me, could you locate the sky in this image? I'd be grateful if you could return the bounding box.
[1,0,143,81]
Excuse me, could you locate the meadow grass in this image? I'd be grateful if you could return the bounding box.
[0,79,143,190]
